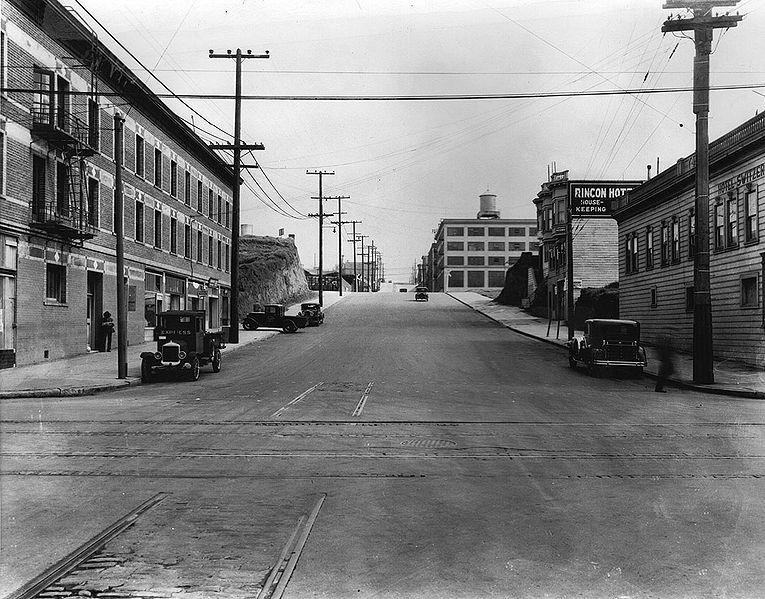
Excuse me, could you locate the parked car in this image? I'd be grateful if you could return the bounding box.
[567,318,647,377]
[414,286,429,301]
[242,304,308,333]
[297,302,324,326]
[140,310,224,382]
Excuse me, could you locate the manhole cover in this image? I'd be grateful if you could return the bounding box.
[400,439,457,448]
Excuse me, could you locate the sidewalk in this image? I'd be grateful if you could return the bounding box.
[0,293,344,399]
[449,292,765,400]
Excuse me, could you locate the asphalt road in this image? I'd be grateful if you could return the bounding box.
[2,292,764,598]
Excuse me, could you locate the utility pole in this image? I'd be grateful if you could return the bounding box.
[368,243,376,292]
[357,235,368,292]
[662,1,743,384]
[348,221,362,291]
[327,196,349,296]
[114,113,127,379]
[209,48,269,343]
[307,170,334,306]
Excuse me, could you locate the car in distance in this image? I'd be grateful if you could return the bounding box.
[297,302,324,326]
[414,286,429,301]
[242,304,308,333]
[140,310,224,382]
[567,318,646,377]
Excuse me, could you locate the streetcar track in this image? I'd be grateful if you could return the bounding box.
[2,419,763,426]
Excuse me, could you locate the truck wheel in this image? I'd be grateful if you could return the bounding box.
[282,320,297,334]
[188,356,200,381]
[243,320,257,331]
[212,348,222,373]
[141,357,153,383]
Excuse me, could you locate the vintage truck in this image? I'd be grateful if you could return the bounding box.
[140,310,224,382]
[242,304,308,333]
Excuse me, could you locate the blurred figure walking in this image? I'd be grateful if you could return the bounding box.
[654,334,675,392]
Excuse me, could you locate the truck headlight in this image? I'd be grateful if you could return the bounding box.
[179,351,187,359]
[154,352,162,360]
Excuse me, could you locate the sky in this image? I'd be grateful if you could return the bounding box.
[75,0,765,282]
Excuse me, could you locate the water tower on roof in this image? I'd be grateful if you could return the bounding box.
[477,190,500,219]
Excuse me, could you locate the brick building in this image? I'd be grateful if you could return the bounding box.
[614,110,765,368]
[0,0,235,368]
[533,171,641,323]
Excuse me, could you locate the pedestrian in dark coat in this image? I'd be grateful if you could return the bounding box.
[100,311,115,352]
[654,334,675,392]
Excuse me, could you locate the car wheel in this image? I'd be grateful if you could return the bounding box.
[587,362,599,378]
[243,320,257,331]
[568,356,577,369]
[283,320,297,334]
[141,357,153,383]
[188,356,200,381]
[632,366,643,379]
[212,348,222,373]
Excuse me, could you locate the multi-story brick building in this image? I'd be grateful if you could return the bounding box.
[0,0,235,368]
[614,110,765,368]
[424,192,537,293]
[533,171,641,324]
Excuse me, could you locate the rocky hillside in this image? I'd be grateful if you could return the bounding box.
[239,236,311,310]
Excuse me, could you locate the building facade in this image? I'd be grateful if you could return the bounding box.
[614,110,765,368]
[0,0,235,368]
[533,171,641,322]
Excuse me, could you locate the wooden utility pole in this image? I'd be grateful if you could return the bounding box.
[327,197,349,296]
[348,221,362,291]
[368,243,376,292]
[662,1,743,383]
[307,171,334,306]
[209,48,269,343]
[114,113,127,379]
[357,235,368,292]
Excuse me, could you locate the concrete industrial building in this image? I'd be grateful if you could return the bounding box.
[0,0,235,368]
[614,110,765,368]
[420,191,537,293]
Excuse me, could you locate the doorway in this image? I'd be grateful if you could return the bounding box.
[87,271,103,351]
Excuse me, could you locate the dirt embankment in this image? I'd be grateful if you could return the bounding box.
[239,236,311,311]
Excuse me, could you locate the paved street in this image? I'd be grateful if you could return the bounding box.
[2,292,764,598]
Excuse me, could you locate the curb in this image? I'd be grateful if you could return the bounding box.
[0,379,136,399]
[448,293,764,400]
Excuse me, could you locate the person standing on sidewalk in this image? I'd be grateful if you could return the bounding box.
[100,311,115,352]
[654,333,675,392]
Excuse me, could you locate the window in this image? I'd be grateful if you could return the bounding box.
[170,216,177,254]
[88,99,100,150]
[135,201,144,242]
[528,227,537,236]
[714,202,725,249]
[509,242,526,251]
[488,271,505,287]
[446,241,464,251]
[556,199,566,225]
[742,275,758,307]
[197,180,203,212]
[217,195,222,224]
[184,223,192,258]
[467,241,485,251]
[208,234,214,265]
[488,256,505,266]
[745,188,758,242]
[170,160,177,197]
[208,188,213,218]
[56,161,69,216]
[488,227,505,236]
[467,227,484,236]
[56,76,69,131]
[625,233,638,274]
[687,211,696,260]
[446,227,464,236]
[32,67,54,126]
[650,286,657,308]
[660,221,669,266]
[726,194,738,246]
[508,227,527,237]
[467,256,484,265]
[529,241,539,251]
[154,148,162,187]
[0,31,5,94]
[217,239,222,269]
[197,230,203,262]
[87,177,99,227]
[448,270,464,287]
[488,241,505,251]
[135,134,144,177]
[225,243,230,272]
[646,226,654,269]
[686,286,695,312]
[545,207,554,231]
[467,271,485,287]
[446,256,464,265]
[184,171,191,205]
[154,209,162,248]
[671,217,680,262]
[225,201,230,228]
[0,131,4,195]
[45,263,66,303]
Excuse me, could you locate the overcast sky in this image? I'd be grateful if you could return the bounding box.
[76,0,765,281]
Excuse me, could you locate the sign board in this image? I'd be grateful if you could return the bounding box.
[569,183,636,217]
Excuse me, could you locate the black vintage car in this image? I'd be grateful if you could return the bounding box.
[140,310,224,382]
[414,286,429,301]
[297,302,324,326]
[242,304,308,333]
[567,318,647,377]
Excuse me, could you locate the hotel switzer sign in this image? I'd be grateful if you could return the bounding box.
[569,182,637,217]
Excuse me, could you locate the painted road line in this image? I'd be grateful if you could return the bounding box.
[352,382,375,417]
[271,383,324,419]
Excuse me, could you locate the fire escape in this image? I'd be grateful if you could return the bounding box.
[30,10,99,241]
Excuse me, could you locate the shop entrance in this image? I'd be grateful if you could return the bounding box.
[86,271,103,351]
